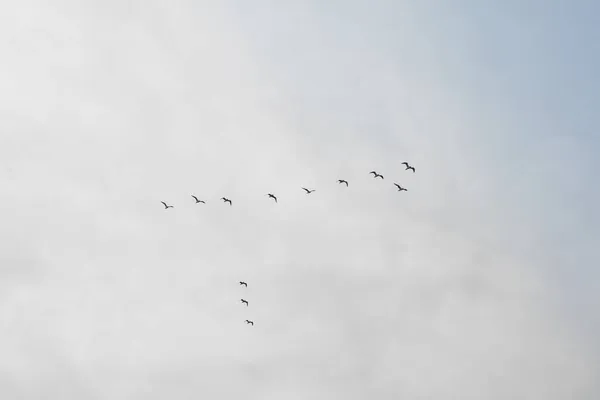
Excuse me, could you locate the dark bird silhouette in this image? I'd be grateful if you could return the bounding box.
[394,183,408,192]
[191,195,205,204]
[302,187,315,194]
[369,171,384,179]
[267,193,278,203]
[239,281,247,287]
[221,197,232,206]
[402,162,415,173]
[241,299,248,306]
[161,201,173,209]
[245,320,254,326]
[338,179,349,186]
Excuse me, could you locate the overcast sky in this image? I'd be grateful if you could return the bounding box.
[1,1,598,399]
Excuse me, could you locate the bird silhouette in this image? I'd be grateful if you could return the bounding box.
[245,320,254,326]
[161,201,173,209]
[267,193,278,203]
[239,281,247,287]
[191,195,205,204]
[338,179,349,186]
[221,197,232,206]
[369,171,384,179]
[394,183,408,192]
[241,299,248,306]
[402,162,415,173]
[302,187,316,194]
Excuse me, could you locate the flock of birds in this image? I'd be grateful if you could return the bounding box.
[159,161,417,326]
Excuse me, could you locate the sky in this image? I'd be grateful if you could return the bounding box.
[0,0,598,398]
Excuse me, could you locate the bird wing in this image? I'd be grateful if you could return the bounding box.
[394,183,400,189]
[191,195,198,201]
[161,201,168,207]
[402,162,408,166]
[410,167,415,172]
[369,171,376,175]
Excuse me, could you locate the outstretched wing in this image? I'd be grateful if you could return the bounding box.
[161,201,168,208]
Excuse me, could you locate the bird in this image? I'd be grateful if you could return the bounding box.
[337,179,349,186]
[267,193,278,203]
[402,162,415,173]
[245,320,254,326]
[394,183,408,192]
[161,201,173,209]
[239,281,247,287]
[369,171,384,179]
[221,197,232,206]
[191,195,205,204]
[302,187,315,194]
[241,299,248,306]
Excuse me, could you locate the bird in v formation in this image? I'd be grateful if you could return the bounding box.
[401,162,415,173]
[191,195,205,204]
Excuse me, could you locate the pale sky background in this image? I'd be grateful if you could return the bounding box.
[1,1,598,399]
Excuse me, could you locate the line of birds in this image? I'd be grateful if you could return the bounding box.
[238,281,253,326]
[161,162,416,326]
[160,163,415,209]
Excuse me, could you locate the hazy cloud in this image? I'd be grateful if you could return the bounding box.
[1,1,598,398]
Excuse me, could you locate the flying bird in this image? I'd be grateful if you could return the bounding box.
[239,281,247,287]
[302,187,315,194]
[337,179,349,186]
[267,193,278,203]
[394,183,408,192]
[241,299,248,306]
[402,162,415,173]
[221,197,232,206]
[161,201,173,209]
[191,195,205,204]
[369,171,384,179]
[245,320,254,326]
